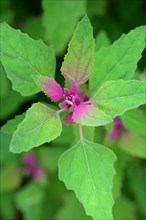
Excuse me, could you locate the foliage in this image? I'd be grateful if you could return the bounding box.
[0,1,146,220]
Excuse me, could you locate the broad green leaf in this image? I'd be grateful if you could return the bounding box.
[42,0,85,54]
[10,103,62,153]
[113,196,136,220]
[95,30,110,51]
[61,15,95,85]
[0,165,22,192]
[59,139,116,220]
[91,80,146,118]
[14,183,45,220]
[127,163,146,216]
[1,112,26,135]
[89,26,146,93]
[121,109,146,136]
[56,193,91,220]
[0,22,56,96]
[119,131,146,158]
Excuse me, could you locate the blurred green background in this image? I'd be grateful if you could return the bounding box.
[0,0,146,220]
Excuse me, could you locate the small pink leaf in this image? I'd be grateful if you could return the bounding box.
[33,75,63,102]
[43,78,63,102]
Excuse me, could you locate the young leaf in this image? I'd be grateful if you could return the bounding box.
[0,22,56,96]
[10,103,62,153]
[121,109,146,136]
[59,139,116,220]
[61,15,95,85]
[91,80,146,118]
[32,75,63,102]
[72,104,113,126]
[89,26,146,93]
[42,0,86,54]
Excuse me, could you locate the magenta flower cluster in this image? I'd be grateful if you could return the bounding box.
[42,77,95,125]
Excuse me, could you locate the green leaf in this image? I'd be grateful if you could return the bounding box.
[0,165,22,192]
[89,26,146,93]
[119,132,146,158]
[0,22,56,96]
[61,15,95,85]
[59,139,116,220]
[14,183,45,220]
[1,112,26,135]
[56,192,91,220]
[42,0,86,54]
[121,109,146,136]
[91,80,146,118]
[10,103,62,153]
[95,30,110,51]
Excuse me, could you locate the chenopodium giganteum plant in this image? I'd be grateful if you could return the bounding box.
[1,15,146,219]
